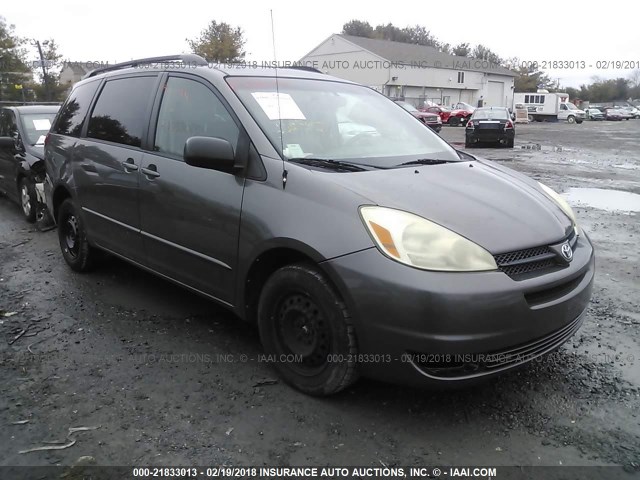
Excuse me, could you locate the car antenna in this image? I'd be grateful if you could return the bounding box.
[270,10,287,190]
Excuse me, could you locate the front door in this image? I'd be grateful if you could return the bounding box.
[0,109,19,199]
[139,75,245,305]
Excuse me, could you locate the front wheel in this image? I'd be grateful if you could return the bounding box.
[567,115,576,124]
[257,263,358,396]
[57,198,96,272]
[448,116,460,127]
[19,177,37,223]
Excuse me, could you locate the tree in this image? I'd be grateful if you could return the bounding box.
[342,20,374,37]
[403,25,439,47]
[187,20,245,63]
[511,61,554,92]
[373,23,411,43]
[31,39,65,101]
[452,43,471,57]
[0,16,32,102]
[471,44,502,65]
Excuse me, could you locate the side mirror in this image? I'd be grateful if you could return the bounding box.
[184,136,239,173]
[0,137,16,149]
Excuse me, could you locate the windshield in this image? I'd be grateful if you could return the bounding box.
[227,77,460,166]
[471,108,509,120]
[20,113,57,145]
[566,103,578,110]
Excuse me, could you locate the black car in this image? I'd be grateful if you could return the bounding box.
[465,107,515,148]
[0,105,60,222]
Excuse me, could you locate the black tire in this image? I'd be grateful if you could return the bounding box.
[506,138,514,148]
[448,116,460,127]
[567,115,576,124]
[18,177,37,223]
[257,263,358,396]
[57,198,96,272]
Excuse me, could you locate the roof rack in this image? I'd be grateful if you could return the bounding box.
[285,65,324,74]
[83,54,208,79]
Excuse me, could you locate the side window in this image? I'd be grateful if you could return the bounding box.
[560,104,567,110]
[52,80,100,137]
[154,77,240,159]
[0,110,18,138]
[87,76,157,148]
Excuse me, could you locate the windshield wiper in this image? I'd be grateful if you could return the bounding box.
[288,157,382,172]
[396,158,459,167]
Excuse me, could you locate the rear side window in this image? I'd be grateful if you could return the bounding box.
[87,76,157,148]
[52,80,100,137]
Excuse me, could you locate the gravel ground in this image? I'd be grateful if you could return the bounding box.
[0,120,639,473]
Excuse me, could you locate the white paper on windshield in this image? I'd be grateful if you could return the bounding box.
[33,118,52,130]
[251,92,306,120]
[283,144,305,158]
[36,135,46,145]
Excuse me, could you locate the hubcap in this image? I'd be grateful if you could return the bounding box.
[276,293,330,373]
[21,184,31,216]
[63,214,80,258]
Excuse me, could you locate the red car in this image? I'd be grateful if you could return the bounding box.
[395,101,442,132]
[421,104,474,126]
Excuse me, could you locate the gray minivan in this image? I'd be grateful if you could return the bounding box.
[44,55,594,395]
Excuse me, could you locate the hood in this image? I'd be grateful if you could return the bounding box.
[327,159,572,253]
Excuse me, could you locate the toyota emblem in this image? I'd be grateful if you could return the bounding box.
[561,243,573,261]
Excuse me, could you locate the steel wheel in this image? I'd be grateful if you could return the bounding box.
[275,292,331,376]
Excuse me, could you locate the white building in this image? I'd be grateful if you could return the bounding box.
[300,34,517,108]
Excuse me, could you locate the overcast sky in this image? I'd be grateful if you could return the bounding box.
[4,0,640,88]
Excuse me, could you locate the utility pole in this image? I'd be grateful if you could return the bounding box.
[34,40,50,101]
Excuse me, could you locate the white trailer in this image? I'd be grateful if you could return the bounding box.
[513,91,585,124]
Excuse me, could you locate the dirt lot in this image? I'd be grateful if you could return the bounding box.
[1,120,639,472]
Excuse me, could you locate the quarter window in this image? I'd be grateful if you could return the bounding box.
[154,77,239,159]
[87,76,157,147]
[52,80,100,137]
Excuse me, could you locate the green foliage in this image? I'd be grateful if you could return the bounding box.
[187,20,246,63]
[452,43,472,57]
[471,44,502,65]
[0,16,32,102]
[342,20,374,38]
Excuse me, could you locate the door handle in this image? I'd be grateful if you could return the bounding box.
[122,158,138,172]
[141,164,160,178]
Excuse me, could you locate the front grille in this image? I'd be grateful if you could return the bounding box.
[494,230,576,278]
[410,313,585,380]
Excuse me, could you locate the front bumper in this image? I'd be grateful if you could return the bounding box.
[324,232,595,386]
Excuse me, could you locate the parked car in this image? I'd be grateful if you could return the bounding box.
[421,105,472,126]
[394,100,442,132]
[604,108,625,121]
[451,102,476,112]
[585,108,605,121]
[465,107,515,148]
[0,105,60,222]
[620,106,640,119]
[45,55,594,395]
[616,108,634,120]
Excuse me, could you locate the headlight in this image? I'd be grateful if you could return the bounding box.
[537,182,579,234]
[360,206,497,272]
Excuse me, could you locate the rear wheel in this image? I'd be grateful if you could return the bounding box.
[19,177,37,223]
[57,198,96,272]
[506,138,515,148]
[258,263,358,396]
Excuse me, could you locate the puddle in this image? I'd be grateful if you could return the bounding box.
[563,188,640,212]
[520,143,573,152]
